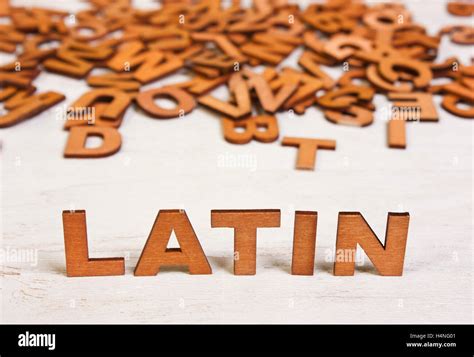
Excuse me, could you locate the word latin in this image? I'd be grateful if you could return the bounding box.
[62,209,410,277]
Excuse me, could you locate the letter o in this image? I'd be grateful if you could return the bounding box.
[136,87,196,119]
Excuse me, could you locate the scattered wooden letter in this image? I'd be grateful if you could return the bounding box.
[64,126,122,158]
[281,137,336,170]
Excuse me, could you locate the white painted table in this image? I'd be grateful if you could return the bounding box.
[1,0,472,323]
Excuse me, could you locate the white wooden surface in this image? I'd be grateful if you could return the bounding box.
[1,0,472,324]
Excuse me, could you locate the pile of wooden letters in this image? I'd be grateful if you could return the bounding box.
[0,0,473,170]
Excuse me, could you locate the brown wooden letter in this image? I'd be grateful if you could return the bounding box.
[334,212,410,276]
[211,209,281,275]
[64,126,122,158]
[378,57,432,89]
[134,210,211,276]
[243,69,297,113]
[324,106,374,127]
[107,41,183,84]
[387,118,406,149]
[0,91,64,128]
[281,137,336,170]
[198,73,251,119]
[387,92,438,148]
[222,115,279,144]
[70,88,131,121]
[62,210,124,277]
[136,86,196,119]
[291,211,318,276]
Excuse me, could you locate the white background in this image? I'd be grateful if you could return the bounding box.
[1,0,472,323]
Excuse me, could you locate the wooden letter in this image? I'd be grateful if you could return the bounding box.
[291,211,317,276]
[222,115,279,144]
[388,92,438,121]
[136,86,196,119]
[70,88,131,121]
[211,209,281,275]
[378,57,432,89]
[241,33,298,65]
[387,92,438,148]
[62,210,124,277]
[387,118,406,149]
[198,73,251,119]
[298,51,335,89]
[86,73,141,92]
[281,137,336,170]
[317,85,374,110]
[324,106,374,127]
[442,95,474,118]
[334,212,410,276]
[64,126,122,158]
[134,210,211,275]
[243,69,297,113]
[0,91,64,128]
[44,40,112,78]
[323,35,372,61]
[107,41,183,84]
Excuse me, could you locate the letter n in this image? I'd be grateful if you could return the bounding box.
[334,212,410,276]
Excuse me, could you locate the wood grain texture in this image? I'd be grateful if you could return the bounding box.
[62,210,125,277]
[334,212,410,276]
[291,211,317,276]
[222,115,279,145]
[211,210,281,275]
[64,126,122,158]
[135,210,211,276]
